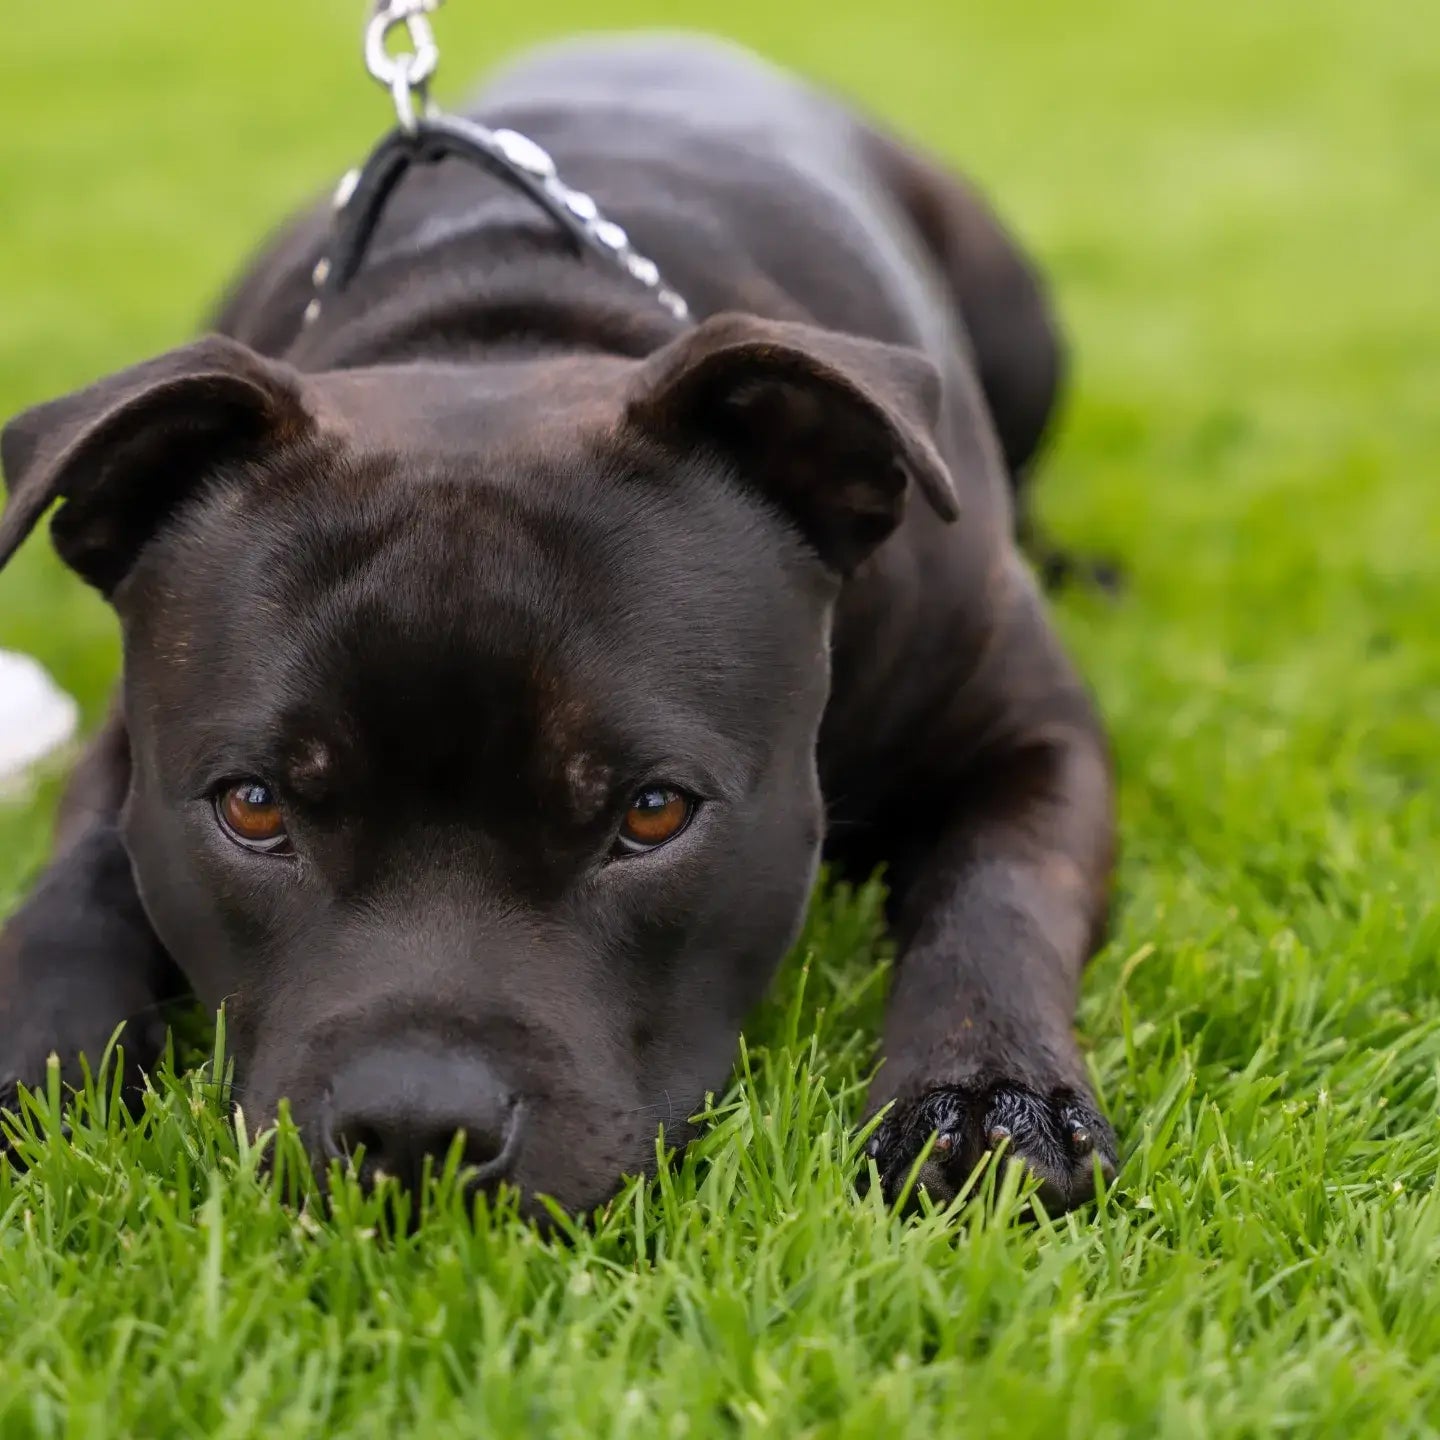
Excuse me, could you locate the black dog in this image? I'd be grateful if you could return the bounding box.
[0,35,1116,1214]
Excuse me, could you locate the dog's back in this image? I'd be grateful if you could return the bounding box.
[472,36,954,343]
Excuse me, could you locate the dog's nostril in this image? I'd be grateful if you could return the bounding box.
[324,1046,522,1192]
[459,1116,511,1171]
[337,1121,385,1164]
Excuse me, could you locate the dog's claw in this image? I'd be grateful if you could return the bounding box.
[864,1081,1116,1215]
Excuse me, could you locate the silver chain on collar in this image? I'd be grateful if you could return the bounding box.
[303,0,690,327]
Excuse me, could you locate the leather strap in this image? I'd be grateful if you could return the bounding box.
[322,113,589,300]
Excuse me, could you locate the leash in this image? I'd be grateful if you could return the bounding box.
[303,0,690,328]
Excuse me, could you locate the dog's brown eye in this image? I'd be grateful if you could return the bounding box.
[217,781,289,852]
[617,786,693,853]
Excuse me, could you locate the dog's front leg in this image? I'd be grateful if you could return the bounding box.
[0,706,181,1120]
[863,595,1118,1212]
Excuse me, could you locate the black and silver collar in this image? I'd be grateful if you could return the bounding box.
[304,0,690,330]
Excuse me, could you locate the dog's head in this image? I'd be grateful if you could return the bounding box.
[0,315,953,1213]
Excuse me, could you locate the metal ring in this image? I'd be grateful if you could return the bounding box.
[365,5,439,91]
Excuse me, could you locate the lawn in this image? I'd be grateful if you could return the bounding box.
[2,0,1439,1434]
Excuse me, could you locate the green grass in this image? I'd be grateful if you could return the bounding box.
[3,0,1439,1434]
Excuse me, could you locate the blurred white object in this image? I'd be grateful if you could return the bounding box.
[0,649,80,792]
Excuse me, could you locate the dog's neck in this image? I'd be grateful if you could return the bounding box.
[285,225,690,374]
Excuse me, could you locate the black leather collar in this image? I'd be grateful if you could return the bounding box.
[304,113,690,327]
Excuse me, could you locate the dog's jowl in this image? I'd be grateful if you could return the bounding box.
[0,36,1116,1214]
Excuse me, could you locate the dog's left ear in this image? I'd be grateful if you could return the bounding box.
[626,313,958,572]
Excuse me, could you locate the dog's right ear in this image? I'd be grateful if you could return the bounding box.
[0,335,311,596]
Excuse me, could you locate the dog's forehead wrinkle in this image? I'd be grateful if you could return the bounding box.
[165,428,812,668]
[253,467,626,630]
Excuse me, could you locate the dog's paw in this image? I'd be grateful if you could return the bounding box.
[0,1010,169,1154]
[865,1081,1116,1213]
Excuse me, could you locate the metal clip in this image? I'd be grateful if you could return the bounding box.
[364,0,443,134]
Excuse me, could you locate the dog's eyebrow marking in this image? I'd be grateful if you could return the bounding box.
[565,751,613,822]
[533,668,614,820]
[285,739,334,796]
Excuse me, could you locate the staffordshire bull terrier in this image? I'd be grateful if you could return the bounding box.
[0,34,1117,1215]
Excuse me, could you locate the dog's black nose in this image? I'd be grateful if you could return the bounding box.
[322,1045,522,1192]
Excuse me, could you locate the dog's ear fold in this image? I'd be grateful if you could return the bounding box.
[625,313,958,571]
[0,335,311,596]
